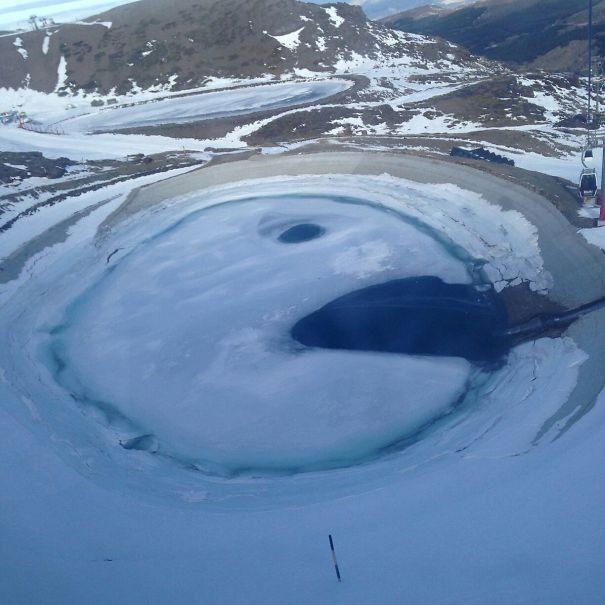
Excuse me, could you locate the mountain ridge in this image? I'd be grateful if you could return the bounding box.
[381,0,605,73]
[0,0,486,96]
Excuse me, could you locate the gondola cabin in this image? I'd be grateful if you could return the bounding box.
[579,168,598,204]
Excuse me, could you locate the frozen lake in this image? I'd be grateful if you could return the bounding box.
[4,167,562,480]
[43,191,477,474]
[58,79,352,132]
[0,168,565,483]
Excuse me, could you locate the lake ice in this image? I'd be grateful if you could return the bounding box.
[47,193,475,473]
[58,79,352,132]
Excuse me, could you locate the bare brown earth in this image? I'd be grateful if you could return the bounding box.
[421,76,548,127]
[410,73,584,129]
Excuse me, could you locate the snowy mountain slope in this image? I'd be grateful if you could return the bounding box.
[0,0,590,211]
[383,0,605,73]
[0,0,489,95]
[0,0,509,172]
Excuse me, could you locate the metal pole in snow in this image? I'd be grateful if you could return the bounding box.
[589,0,593,125]
[601,138,605,205]
[328,534,342,582]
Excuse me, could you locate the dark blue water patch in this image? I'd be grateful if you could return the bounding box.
[291,276,510,364]
[278,223,325,243]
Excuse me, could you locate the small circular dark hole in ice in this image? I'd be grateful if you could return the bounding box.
[278,223,325,243]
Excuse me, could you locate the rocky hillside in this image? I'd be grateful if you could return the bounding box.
[0,0,484,95]
[382,0,605,73]
[411,72,586,128]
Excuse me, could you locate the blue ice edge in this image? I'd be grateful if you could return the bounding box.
[38,193,509,478]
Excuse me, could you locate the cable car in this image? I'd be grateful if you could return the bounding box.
[583,148,594,164]
[579,167,598,203]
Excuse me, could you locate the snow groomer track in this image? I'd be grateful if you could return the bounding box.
[2,151,605,604]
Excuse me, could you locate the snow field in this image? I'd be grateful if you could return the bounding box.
[0,167,602,604]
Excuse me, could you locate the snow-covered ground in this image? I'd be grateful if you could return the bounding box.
[0,126,220,160]
[1,376,603,604]
[1,166,603,603]
[0,164,207,259]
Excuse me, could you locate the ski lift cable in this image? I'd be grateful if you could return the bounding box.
[578,0,602,205]
[588,0,593,130]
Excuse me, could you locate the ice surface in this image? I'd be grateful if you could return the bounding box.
[50,194,472,472]
[58,79,351,133]
[171,174,552,293]
[1,171,552,477]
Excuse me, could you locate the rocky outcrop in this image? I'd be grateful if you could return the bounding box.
[0,151,76,183]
